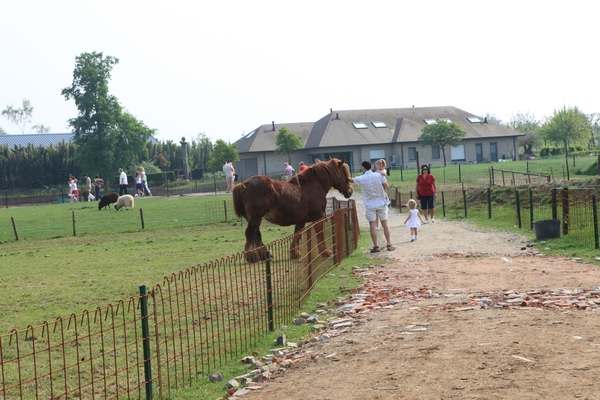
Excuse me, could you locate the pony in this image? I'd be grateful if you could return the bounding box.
[233,157,353,262]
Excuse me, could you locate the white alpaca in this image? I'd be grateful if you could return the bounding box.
[114,194,135,211]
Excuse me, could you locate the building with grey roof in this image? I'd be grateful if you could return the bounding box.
[233,106,523,179]
[0,133,159,148]
[0,133,73,148]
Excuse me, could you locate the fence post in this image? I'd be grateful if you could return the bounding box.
[214,176,218,195]
[516,190,522,229]
[552,188,558,219]
[441,191,446,218]
[462,190,467,218]
[11,217,19,240]
[593,195,599,249]
[458,164,461,183]
[487,188,491,219]
[223,200,228,221]
[490,167,494,186]
[561,186,569,235]
[72,211,76,236]
[265,251,274,332]
[139,285,153,400]
[529,188,534,230]
[140,208,145,229]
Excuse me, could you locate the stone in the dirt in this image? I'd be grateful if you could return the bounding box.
[231,388,251,397]
[224,379,239,389]
[306,314,320,323]
[300,312,310,319]
[276,334,286,346]
[294,318,306,325]
[209,372,223,382]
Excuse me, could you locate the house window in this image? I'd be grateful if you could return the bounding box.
[451,145,465,161]
[467,117,481,123]
[408,147,416,161]
[432,146,440,159]
[371,121,386,128]
[352,122,367,129]
[424,119,437,125]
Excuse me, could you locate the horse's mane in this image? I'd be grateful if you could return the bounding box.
[289,158,347,185]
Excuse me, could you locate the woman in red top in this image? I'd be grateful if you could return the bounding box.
[416,165,437,223]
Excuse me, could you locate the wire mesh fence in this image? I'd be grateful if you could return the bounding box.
[0,202,359,399]
[391,186,600,249]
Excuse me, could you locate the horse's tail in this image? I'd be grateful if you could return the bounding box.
[232,183,246,219]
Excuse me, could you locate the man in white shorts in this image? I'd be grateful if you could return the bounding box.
[350,160,394,253]
[222,160,235,193]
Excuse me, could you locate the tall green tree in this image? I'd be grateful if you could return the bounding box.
[419,120,467,167]
[32,124,51,133]
[61,52,154,183]
[191,132,213,171]
[208,139,239,171]
[539,106,591,158]
[2,99,33,134]
[508,112,540,156]
[274,127,303,164]
[587,112,600,148]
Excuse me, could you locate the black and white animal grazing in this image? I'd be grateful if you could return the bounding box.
[98,192,120,210]
[114,194,135,211]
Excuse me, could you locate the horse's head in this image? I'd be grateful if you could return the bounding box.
[330,157,353,199]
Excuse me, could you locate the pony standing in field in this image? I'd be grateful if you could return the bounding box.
[233,157,353,262]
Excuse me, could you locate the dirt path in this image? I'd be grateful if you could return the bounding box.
[236,200,600,400]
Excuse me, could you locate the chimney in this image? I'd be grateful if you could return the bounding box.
[336,113,339,119]
[483,117,488,124]
[330,108,332,113]
[272,121,275,131]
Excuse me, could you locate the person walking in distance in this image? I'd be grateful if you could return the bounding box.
[119,168,128,195]
[94,175,103,201]
[299,161,308,172]
[223,160,234,193]
[404,199,424,242]
[416,165,436,223]
[349,160,395,253]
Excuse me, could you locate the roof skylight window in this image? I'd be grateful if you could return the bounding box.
[245,130,256,138]
[467,117,481,123]
[371,121,387,128]
[423,119,437,125]
[438,118,451,123]
[352,122,368,129]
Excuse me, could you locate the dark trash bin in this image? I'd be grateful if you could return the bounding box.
[534,219,561,240]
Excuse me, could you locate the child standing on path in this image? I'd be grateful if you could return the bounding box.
[404,199,424,242]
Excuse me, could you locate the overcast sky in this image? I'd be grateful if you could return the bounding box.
[1,1,598,144]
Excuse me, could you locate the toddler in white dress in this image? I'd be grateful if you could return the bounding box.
[404,199,424,242]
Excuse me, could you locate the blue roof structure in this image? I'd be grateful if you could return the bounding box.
[0,133,158,148]
[0,133,73,148]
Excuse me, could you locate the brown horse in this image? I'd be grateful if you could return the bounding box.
[232,157,353,262]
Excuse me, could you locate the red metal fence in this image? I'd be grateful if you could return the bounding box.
[0,202,359,399]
